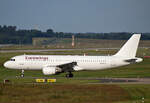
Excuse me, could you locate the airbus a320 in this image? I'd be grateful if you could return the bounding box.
[4,34,143,78]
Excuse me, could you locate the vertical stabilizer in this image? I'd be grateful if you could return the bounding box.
[114,34,141,58]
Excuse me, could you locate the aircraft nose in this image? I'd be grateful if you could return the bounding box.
[4,61,9,68]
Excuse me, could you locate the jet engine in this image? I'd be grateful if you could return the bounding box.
[42,67,62,75]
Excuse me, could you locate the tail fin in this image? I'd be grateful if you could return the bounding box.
[114,34,141,58]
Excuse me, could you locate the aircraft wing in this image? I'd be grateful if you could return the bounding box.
[57,62,77,72]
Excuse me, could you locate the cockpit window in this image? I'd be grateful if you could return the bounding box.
[10,59,15,61]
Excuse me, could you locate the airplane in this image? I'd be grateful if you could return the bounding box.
[4,34,143,78]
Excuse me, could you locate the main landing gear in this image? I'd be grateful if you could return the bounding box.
[66,72,74,78]
[21,70,24,77]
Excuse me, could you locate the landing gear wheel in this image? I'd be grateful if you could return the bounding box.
[69,73,73,78]
[66,73,74,78]
[20,70,24,78]
[21,74,24,78]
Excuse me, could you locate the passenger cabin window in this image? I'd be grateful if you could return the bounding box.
[10,59,15,61]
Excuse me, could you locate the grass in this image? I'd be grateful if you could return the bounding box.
[0,84,150,103]
[119,84,150,103]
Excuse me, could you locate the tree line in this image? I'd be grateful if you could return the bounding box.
[0,25,150,44]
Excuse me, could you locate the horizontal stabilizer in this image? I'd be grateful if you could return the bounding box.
[124,59,137,63]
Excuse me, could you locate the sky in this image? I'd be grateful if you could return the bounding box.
[0,0,150,33]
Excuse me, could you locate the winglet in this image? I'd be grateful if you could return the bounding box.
[114,34,141,58]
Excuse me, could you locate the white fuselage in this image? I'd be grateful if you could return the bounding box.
[4,55,134,71]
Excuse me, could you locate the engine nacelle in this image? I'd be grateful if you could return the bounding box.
[42,67,62,75]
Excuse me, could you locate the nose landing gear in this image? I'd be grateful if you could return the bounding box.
[21,70,24,77]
